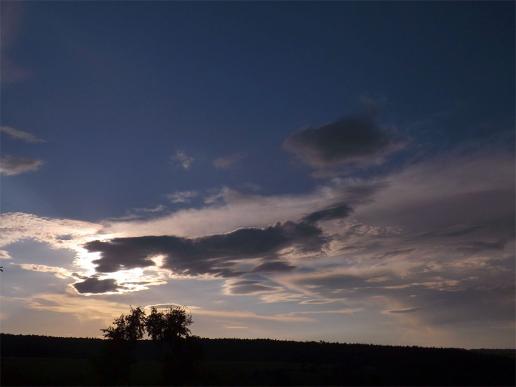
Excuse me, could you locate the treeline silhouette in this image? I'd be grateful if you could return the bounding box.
[1,333,514,385]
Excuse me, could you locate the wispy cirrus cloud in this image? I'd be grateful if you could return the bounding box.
[0,155,43,176]
[0,125,45,176]
[0,126,44,143]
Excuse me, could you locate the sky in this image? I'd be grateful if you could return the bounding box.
[0,1,514,349]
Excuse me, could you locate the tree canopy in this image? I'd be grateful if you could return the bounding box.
[102,306,192,343]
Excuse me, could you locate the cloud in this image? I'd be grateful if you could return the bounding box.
[302,203,352,224]
[386,307,421,314]
[283,114,404,171]
[85,219,327,276]
[1,147,513,346]
[253,261,295,272]
[73,277,120,294]
[15,263,76,280]
[224,279,280,295]
[355,149,514,235]
[0,250,11,259]
[192,307,313,323]
[0,126,44,143]
[213,153,246,169]
[0,126,45,144]
[145,303,313,322]
[167,190,198,204]
[105,181,378,239]
[0,155,43,176]
[0,212,103,251]
[134,204,166,213]
[172,150,194,170]
[26,292,128,324]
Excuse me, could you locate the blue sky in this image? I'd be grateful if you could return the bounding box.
[0,2,514,348]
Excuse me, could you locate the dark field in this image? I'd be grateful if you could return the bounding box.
[1,334,514,386]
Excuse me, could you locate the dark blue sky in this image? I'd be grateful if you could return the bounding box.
[2,2,513,220]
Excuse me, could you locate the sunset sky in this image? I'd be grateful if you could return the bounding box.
[0,2,514,348]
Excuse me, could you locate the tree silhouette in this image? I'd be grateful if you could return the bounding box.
[101,306,146,341]
[163,307,193,343]
[144,306,193,343]
[100,314,127,341]
[145,307,165,341]
[101,305,196,384]
[101,305,192,343]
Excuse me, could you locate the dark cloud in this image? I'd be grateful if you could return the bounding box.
[73,277,119,294]
[302,203,352,224]
[253,261,295,272]
[283,114,403,169]
[85,220,326,276]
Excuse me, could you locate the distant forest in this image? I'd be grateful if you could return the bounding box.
[1,333,515,386]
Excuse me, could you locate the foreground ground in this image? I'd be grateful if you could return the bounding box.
[1,334,514,386]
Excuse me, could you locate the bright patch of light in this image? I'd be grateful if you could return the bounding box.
[73,248,100,277]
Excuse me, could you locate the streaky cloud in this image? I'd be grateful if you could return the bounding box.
[0,155,43,176]
[0,126,44,143]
